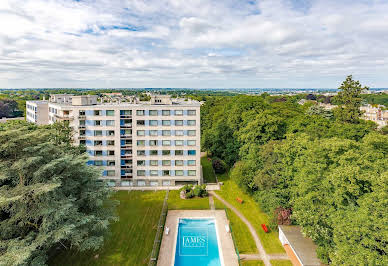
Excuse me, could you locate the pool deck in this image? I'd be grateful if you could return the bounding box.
[157,210,239,266]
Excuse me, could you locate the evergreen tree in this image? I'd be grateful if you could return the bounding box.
[0,122,117,265]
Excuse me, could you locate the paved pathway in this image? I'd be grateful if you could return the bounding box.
[209,194,215,210]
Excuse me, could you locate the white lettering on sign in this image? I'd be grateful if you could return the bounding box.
[182,236,207,247]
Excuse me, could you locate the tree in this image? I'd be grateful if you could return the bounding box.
[0,122,117,265]
[333,75,369,123]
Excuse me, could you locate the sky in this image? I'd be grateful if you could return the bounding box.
[1,0,388,88]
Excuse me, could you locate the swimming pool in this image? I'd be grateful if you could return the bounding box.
[174,218,222,266]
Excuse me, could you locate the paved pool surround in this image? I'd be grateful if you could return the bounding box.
[157,210,239,266]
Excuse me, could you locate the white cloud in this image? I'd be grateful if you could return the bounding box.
[0,0,387,88]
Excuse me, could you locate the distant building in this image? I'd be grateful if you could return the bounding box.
[360,104,388,128]
[26,94,201,188]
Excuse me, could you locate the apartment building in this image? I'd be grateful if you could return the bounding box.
[26,100,49,125]
[26,94,201,187]
[361,104,388,128]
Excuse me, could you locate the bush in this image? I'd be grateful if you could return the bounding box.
[181,184,207,198]
[181,184,193,193]
[186,190,195,198]
[212,158,226,174]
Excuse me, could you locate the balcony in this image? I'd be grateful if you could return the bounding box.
[78,135,86,140]
[120,134,132,139]
[78,115,86,119]
[79,125,86,129]
[121,145,132,149]
[120,115,132,118]
[120,123,132,128]
[121,154,133,159]
[121,165,133,169]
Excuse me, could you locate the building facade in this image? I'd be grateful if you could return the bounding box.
[26,94,201,187]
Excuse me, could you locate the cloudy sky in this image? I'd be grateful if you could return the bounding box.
[1,0,388,88]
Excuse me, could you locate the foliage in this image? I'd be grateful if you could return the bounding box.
[181,184,208,198]
[0,99,22,118]
[211,157,226,174]
[333,75,369,123]
[0,121,117,265]
[306,104,333,119]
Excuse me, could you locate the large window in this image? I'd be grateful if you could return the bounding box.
[121,110,132,115]
[106,110,114,116]
[107,130,115,136]
[150,170,158,176]
[95,150,103,156]
[150,150,158,156]
[94,160,103,166]
[163,170,170,176]
[107,140,115,146]
[149,110,158,116]
[137,140,145,146]
[175,170,184,176]
[79,120,85,126]
[188,110,196,116]
[175,120,183,126]
[94,110,101,116]
[162,120,171,126]
[188,150,196,156]
[108,160,115,166]
[137,120,145,126]
[175,110,183,116]
[162,150,171,156]
[137,130,145,136]
[136,110,145,116]
[188,130,196,136]
[162,160,171,166]
[175,160,184,166]
[162,110,170,116]
[94,140,103,146]
[149,120,158,126]
[188,170,196,176]
[175,140,184,146]
[187,120,196,126]
[162,130,171,136]
[94,130,102,136]
[175,130,184,136]
[108,150,115,156]
[149,140,158,146]
[150,160,158,166]
[150,130,158,136]
[106,120,115,126]
[187,140,196,146]
[162,140,171,146]
[175,150,183,156]
[137,160,145,166]
[188,160,196,166]
[106,170,115,176]
[137,150,146,156]
[137,170,145,176]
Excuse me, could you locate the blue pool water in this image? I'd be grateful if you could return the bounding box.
[174,218,221,266]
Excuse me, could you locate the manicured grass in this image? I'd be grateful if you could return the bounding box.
[215,175,285,254]
[168,190,210,210]
[270,260,293,266]
[241,260,265,266]
[214,197,257,253]
[48,191,166,266]
[201,155,217,183]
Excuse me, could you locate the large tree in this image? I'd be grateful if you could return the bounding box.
[0,121,117,265]
[333,75,369,123]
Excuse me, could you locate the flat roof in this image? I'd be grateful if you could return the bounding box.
[279,225,321,266]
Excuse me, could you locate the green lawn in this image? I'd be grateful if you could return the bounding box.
[168,190,210,210]
[241,260,265,266]
[215,176,285,254]
[201,156,217,183]
[48,191,166,266]
[270,260,293,266]
[214,197,257,254]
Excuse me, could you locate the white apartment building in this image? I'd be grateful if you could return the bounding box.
[361,104,388,128]
[26,94,201,187]
[26,100,49,125]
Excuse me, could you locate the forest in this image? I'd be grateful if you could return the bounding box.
[201,76,388,264]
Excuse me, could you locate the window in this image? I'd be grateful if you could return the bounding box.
[137,160,145,166]
[95,160,103,166]
[162,110,170,116]
[188,130,196,136]
[175,120,183,126]
[175,160,184,166]
[107,140,115,146]
[150,150,158,156]
[95,150,103,156]
[175,170,184,176]
[79,110,85,116]
[162,120,171,126]
[137,140,145,146]
[137,170,145,176]
[162,150,171,156]
[106,170,115,176]
[137,180,146,186]
[137,120,145,126]
[188,150,196,156]
[175,140,184,146]
[80,130,85,136]
[94,120,101,126]
[79,120,85,126]
[149,120,158,126]
[79,140,86,145]
[150,160,158,166]
[150,130,158,136]
[122,129,131,135]
[175,130,184,136]
[137,150,146,156]
[163,170,170,176]
[149,110,158,116]
[121,110,132,115]
[150,170,158,176]
[175,150,183,156]
[108,150,115,156]
[188,170,196,176]
[175,110,183,116]
[149,140,158,146]
[94,110,101,116]
[136,110,145,116]
[188,110,196,116]
[162,140,171,146]
[187,140,196,146]
[107,130,115,136]
[106,110,114,116]
[137,130,145,136]
[107,160,115,166]
[94,130,102,136]
[188,160,196,166]
[106,120,115,126]
[94,140,103,146]
[187,120,196,126]
[162,180,171,186]
[162,130,171,136]
[162,160,171,166]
